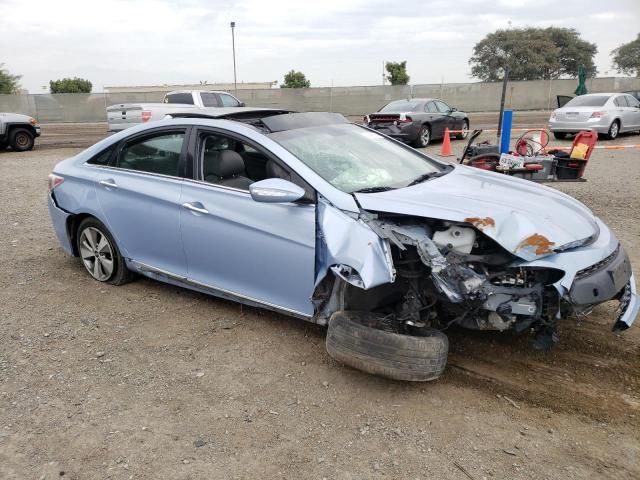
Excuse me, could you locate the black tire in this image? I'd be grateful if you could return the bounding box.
[326,311,449,382]
[456,120,469,139]
[9,127,35,152]
[412,125,431,148]
[553,132,568,140]
[605,120,620,140]
[76,217,134,286]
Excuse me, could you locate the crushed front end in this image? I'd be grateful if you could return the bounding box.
[335,212,639,349]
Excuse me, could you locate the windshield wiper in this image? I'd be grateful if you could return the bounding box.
[351,186,396,194]
[406,166,453,186]
[406,172,438,186]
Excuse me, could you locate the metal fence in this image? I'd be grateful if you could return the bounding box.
[2,77,639,123]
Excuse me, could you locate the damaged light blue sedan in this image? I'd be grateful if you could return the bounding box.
[47,110,638,382]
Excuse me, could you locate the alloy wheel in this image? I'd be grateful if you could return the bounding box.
[79,227,114,281]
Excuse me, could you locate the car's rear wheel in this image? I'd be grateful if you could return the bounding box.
[76,218,133,285]
[326,311,449,382]
[456,120,469,139]
[553,132,568,140]
[9,128,35,152]
[412,125,431,148]
[605,120,620,140]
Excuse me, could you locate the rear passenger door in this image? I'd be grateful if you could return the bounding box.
[424,101,447,138]
[94,128,189,276]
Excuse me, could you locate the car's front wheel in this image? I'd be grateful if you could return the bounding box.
[412,125,431,148]
[326,311,449,382]
[553,132,568,140]
[9,128,35,152]
[76,218,134,285]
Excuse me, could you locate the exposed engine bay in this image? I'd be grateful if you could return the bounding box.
[316,211,577,350]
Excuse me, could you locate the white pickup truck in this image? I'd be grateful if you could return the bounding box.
[106,90,245,131]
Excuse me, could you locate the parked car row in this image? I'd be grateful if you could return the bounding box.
[46,108,637,382]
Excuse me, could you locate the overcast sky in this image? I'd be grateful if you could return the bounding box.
[1,0,638,93]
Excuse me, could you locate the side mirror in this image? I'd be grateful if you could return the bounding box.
[238,102,246,107]
[450,107,457,112]
[249,178,305,203]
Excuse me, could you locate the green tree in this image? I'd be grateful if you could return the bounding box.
[470,27,597,81]
[49,77,93,93]
[612,34,640,77]
[0,63,22,94]
[280,70,311,88]
[385,61,410,85]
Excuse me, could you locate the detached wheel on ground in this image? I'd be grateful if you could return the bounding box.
[553,132,568,140]
[9,128,35,152]
[76,217,134,285]
[326,311,449,382]
[456,120,469,139]
[412,125,431,148]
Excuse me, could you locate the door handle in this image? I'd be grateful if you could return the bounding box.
[99,179,118,188]
[182,202,209,215]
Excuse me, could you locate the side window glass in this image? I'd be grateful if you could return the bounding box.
[200,133,252,190]
[117,132,185,176]
[87,146,115,166]
[200,92,219,107]
[425,102,438,113]
[614,96,624,107]
[435,101,450,113]
[219,94,241,107]
[625,95,639,108]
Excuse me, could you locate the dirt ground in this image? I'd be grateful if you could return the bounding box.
[1,120,639,479]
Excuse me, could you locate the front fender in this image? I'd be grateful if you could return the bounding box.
[316,198,395,289]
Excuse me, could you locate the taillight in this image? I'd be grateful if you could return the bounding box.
[363,115,370,124]
[397,116,413,124]
[590,111,606,118]
[48,173,64,191]
[141,111,152,122]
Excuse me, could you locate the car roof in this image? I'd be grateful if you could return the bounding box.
[386,98,434,103]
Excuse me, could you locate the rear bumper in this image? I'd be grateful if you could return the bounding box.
[548,119,610,134]
[48,193,74,256]
[107,122,139,132]
[367,122,421,142]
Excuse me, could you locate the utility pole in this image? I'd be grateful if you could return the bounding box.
[382,60,385,86]
[230,21,237,95]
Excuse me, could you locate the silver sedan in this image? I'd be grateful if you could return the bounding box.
[549,93,640,140]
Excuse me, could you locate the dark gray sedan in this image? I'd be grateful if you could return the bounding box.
[365,98,469,147]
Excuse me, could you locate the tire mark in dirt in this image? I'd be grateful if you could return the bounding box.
[442,307,640,424]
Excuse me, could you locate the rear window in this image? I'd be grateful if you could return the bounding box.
[164,93,194,105]
[564,95,609,107]
[380,100,422,113]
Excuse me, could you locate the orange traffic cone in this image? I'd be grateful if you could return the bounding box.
[440,128,453,156]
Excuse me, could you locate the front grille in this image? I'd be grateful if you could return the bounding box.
[575,245,619,279]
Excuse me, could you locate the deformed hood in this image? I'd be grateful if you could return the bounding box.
[354,165,599,261]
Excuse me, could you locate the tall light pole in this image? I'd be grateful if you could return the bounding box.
[230,21,237,95]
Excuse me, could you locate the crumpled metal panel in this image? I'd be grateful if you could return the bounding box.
[355,165,599,261]
[316,199,395,289]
